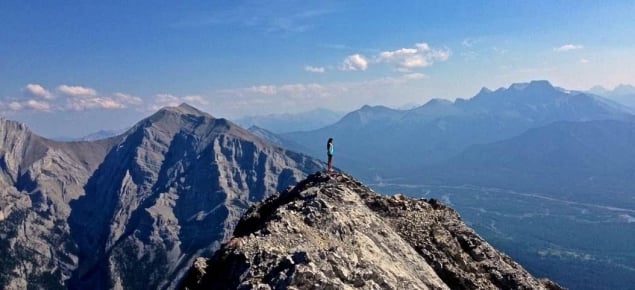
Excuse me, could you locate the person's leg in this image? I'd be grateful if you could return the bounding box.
[327,155,332,171]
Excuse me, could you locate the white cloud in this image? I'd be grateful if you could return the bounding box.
[65,96,126,111]
[304,66,325,73]
[377,42,450,70]
[62,90,143,111]
[25,99,51,111]
[554,44,583,52]
[580,58,590,64]
[462,38,480,48]
[9,84,140,112]
[57,84,97,97]
[114,92,144,106]
[8,101,23,111]
[183,95,209,105]
[341,54,368,71]
[147,94,209,111]
[24,84,54,99]
[248,85,278,95]
[0,99,51,112]
[401,72,427,80]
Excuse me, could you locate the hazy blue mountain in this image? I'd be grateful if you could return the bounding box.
[246,125,312,155]
[378,119,635,289]
[80,128,128,141]
[587,85,612,96]
[284,80,633,179]
[421,119,635,208]
[283,105,412,177]
[235,108,345,133]
[587,84,635,109]
[49,128,129,142]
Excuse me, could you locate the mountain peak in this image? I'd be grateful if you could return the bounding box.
[151,103,212,120]
[423,98,453,107]
[158,103,211,117]
[182,171,562,290]
[613,84,635,95]
[141,103,218,134]
[359,104,391,111]
[509,80,554,91]
[478,87,493,94]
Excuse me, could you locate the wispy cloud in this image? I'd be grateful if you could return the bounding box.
[304,66,325,73]
[320,43,353,50]
[580,58,590,64]
[264,9,333,33]
[7,101,23,111]
[25,99,52,111]
[173,4,334,35]
[462,37,481,48]
[340,54,368,71]
[219,83,327,98]
[554,44,583,52]
[113,93,143,106]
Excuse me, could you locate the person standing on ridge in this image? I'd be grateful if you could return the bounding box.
[327,138,334,172]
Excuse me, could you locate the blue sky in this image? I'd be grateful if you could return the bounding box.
[1,1,634,137]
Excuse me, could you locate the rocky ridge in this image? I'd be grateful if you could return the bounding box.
[181,172,562,290]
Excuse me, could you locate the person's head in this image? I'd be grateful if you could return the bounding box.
[327,138,333,144]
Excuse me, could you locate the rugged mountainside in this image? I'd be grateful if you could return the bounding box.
[0,117,118,289]
[182,172,561,290]
[0,104,322,289]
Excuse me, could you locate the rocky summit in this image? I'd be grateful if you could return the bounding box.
[181,172,562,290]
[0,104,322,289]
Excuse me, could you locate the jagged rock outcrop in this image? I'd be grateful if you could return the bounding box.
[181,172,562,290]
[0,104,322,289]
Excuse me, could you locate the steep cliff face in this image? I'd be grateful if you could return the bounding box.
[182,172,562,290]
[0,104,322,289]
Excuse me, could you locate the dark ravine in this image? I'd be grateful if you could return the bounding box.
[0,104,322,289]
[181,172,562,290]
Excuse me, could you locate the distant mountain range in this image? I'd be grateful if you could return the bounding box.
[79,128,129,141]
[420,119,635,208]
[235,108,345,133]
[0,104,322,289]
[283,80,633,179]
[587,84,635,109]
